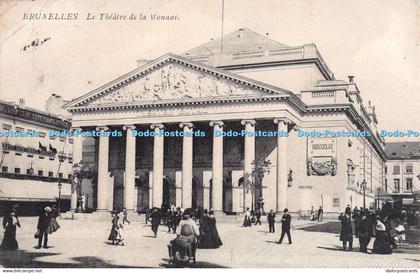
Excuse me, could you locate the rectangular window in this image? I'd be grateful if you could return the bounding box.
[385,166,388,175]
[1,166,8,172]
[26,168,33,175]
[48,171,54,177]
[38,170,43,176]
[2,124,12,131]
[332,198,340,208]
[58,173,63,178]
[406,178,413,192]
[385,178,388,192]
[406,165,413,173]
[393,179,400,192]
[14,168,21,174]
[393,165,400,174]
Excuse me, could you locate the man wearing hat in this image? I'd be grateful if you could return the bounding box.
[278,208,292,244]
[36,206,52,249]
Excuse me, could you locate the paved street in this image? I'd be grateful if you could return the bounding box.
[0,217,418,268]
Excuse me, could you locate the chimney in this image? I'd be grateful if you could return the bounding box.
[265,32,269,37]
[348,75,354,83]
[239,28,244,38]
[18,98,25,109]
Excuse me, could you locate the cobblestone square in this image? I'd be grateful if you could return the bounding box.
[0,217,418,268]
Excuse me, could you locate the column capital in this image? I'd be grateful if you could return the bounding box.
[96,126,109,132]
[241,119,256,126]
[209,121,224,127]
[70,127,83,134]
[273,118,292,126]
[179,122,194,129]
[150,123,164,130]
[123,124,136,131]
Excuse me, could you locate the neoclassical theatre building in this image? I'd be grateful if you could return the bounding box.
[64,28,386,215]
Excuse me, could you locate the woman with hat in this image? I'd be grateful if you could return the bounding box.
[372,215,392,254]
[1,209,21,250]
[108,211,119,245]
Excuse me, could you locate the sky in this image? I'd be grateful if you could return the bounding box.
[0,0,419,138]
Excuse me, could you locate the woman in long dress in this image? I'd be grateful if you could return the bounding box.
[0,211,21,251]
[243,208,252,227]
[372,216,392,254]
[206,211,223,248]
[108,212,119,245]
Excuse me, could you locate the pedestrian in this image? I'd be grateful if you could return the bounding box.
[145,208,150,224]
[198,209,209,248]
[353,207,360,238]
[166,209,173,232]
[278,208,292,244]
[339,207,353,251]
[267,209,275,233]
[0,210,21,250]
[116,218,125,246]
[206,211,223,248]
[372,215,392,254]
[123,208,131,225]
[255,208,262,225]
[358,212,371,253]
[243,208,252,227]
[108,211,119,245]
[317,206,323,222]
[150,207,161,238]
[36,206,52,249]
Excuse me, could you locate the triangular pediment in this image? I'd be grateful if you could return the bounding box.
[65,54,292,109]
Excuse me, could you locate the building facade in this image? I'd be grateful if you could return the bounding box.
[0,99,73,215]
[385,141,420,208]
[64,28,386,215]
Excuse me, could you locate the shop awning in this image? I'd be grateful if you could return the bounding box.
[0,178,71,202]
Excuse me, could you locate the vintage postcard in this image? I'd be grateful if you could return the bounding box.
[0,0,419,271]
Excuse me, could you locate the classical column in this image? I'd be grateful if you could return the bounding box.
[70,127,83,211]
[209,121,224,213]
[96,126,109,211]
[274,119,289,212]
[180,122,194,208]
[241,120,256,211]
[151,123,164,208]
[123,125,136,211]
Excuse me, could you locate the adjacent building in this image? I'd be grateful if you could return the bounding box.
[0,98,73,215]
[63,28,387,216]
[385,141,420,209]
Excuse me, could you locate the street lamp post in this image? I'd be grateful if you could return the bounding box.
[58,181,62,213]
[362,180,367,210]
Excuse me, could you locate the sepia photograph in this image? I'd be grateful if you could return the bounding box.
[0,0,419,270]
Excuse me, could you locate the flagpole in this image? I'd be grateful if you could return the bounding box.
[220,0,224,54]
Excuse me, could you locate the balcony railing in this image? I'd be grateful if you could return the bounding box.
[185,44,335,80]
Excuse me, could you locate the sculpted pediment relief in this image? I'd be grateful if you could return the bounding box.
[87,62,267,105]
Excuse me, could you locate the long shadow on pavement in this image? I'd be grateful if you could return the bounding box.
[0,250,152,268]
[160,258,228,268]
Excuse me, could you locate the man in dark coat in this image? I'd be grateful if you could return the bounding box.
[317,206,324,222]
[267,209,276,233]
[358,213,371,253]
[278,208,292,244]
[36,206,52,249]
[255,208,262,225]
[150,208,161,238]
[339,210,353,251]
